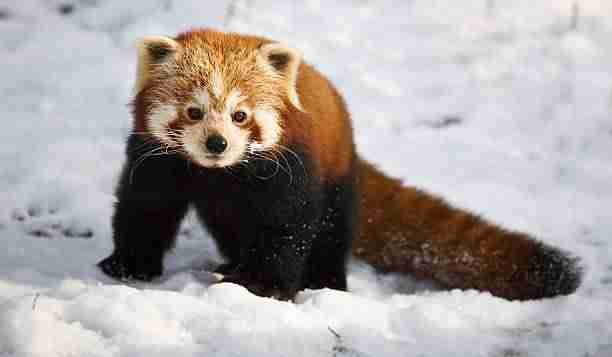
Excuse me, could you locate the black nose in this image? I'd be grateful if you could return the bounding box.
[205,134,227,154]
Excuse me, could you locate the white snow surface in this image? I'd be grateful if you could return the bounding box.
[1,0,611,356]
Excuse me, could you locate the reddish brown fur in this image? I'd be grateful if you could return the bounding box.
[354,160,580,300]
[280,64,355,181]
[132,93,148,134]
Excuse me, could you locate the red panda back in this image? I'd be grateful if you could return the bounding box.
[282,63,355,182]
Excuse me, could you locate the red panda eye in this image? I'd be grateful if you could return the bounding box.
[232,110,248,124]
[186,107,204,120]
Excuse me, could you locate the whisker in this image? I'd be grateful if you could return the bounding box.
[255,154,281,180]
[128,137,159,154]
[259,147,293,184]
[274,144,305,173]
[271,148,294,183]
[247,148,288,181]
[128,145,183,185]
[224,163,244,180]
[129,131,155,136]
[129,146,164,185]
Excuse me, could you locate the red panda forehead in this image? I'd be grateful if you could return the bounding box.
[175,30,262,76]
[175,29,266,52]
[138,30,285,110]
[167,51,283,110]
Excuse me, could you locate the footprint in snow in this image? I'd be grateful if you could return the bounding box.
[10,206,93,239]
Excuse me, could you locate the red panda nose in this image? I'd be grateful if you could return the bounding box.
[205,134,227,154]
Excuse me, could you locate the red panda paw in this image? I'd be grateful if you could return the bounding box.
[98,253,162,282]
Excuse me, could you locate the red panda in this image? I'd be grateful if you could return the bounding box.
[98,29,581,301]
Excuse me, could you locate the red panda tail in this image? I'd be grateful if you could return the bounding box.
[353,159,582,300]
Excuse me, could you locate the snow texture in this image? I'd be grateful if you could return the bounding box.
[1,0,611,356]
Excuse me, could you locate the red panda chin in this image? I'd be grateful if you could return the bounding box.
[182,149,244,168]
[189,155,241,169]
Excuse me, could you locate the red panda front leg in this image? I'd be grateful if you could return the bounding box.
[215,190,323,299]
[98,135,189,281]
[218,178,356,299]
[213,155,328,300]
[220,226,318,300]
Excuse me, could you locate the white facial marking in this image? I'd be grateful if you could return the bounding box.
[224,89,247,115]
[253,107,282,148]
[192,88,210,108]
[210,70,224,99]
[148,104,177,144]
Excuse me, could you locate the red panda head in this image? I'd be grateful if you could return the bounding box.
[133,29,303,168]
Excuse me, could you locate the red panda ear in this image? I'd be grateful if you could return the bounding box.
[259,43,303,111]
[134,36,180,93]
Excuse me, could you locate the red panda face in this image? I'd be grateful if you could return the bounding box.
[146,81,281,168]
[132,30,302,168]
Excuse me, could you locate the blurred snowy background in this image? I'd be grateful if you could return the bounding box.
[0,0,611,356]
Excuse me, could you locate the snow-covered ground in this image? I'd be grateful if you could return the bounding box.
[1,0,611,356]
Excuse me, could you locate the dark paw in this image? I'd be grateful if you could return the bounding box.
[98,254,161,282]
[220,272,297,301]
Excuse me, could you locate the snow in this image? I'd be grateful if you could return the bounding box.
[1,0,611,356]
